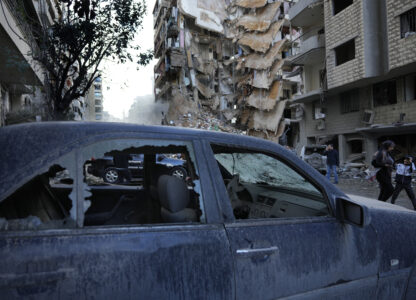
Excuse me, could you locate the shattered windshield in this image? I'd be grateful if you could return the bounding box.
[215,153,323,197]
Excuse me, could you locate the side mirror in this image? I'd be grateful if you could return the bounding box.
[157,155,164,162]
[336,197,369,227]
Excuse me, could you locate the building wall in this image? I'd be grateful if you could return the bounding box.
[372,78,416,124]
[303,88,368,138]
[386,0,416,71]
[304,63,323,92]
[324,0,365,89]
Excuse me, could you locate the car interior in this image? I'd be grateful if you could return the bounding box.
[83,145,202,227]
[0,165,74,230]
[212,145,330,220]
[0,146,203,231]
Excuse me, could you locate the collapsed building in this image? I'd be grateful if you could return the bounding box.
[153,0,300,140]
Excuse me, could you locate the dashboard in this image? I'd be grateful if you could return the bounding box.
[240,183,329,219]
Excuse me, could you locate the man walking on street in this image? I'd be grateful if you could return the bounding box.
[324,144,339,184]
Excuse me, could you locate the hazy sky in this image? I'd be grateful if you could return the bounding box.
[101,0,157,119]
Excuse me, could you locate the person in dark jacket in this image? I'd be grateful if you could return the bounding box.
[374,140,395,202]
[324,144,339,184]
[391,155,416,209]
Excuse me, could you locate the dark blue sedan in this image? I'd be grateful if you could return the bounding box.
[87,153,188,184]
[0,122,415,299]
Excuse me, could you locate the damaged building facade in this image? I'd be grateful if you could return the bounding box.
[153,0,300,141]
[287,0,416,165]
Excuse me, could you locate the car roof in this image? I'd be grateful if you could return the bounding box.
[0,122,274,201]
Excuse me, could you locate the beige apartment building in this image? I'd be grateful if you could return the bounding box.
[288,0,416,164]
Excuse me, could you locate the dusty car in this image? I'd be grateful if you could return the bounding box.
[300,145,328,172]
[1,122,416,299]
[87,153,188,183]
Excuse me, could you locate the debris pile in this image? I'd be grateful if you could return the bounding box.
[167,111,245,134]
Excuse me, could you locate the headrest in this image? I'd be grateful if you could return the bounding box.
[157,175,190,213]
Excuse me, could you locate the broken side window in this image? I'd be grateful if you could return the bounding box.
[373,80,397,107]
[332,0,353,16]
[211,144,329,220]
[334,39,355,66]
[0,155,76,231]
[400,7,416,38]
[340,89,360,114]
[81,139,205,227]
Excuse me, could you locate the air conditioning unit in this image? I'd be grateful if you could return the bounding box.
[362,110,375,124]
[316,119,326,130]
[315,107,326,120]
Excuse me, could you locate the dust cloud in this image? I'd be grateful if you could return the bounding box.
[126,95,169,125]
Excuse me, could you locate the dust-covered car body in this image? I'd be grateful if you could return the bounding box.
[0,122,416,300]
[300,145,328,171]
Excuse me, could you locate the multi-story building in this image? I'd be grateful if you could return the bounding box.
[0,0,61,125]
[85,76,104,121]
[153,0,300,142]
[288,0,416,164]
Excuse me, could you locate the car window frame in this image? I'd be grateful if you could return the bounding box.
[202,140,335,224]
[75,134,221,228]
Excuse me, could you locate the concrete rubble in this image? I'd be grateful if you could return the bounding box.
[153,0,301,141]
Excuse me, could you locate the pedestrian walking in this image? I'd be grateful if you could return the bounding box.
[391,155,416,209]
[324,144,339,184]
[373,140,395,202]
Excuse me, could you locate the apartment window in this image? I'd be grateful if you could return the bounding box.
[404,74,416,101]
[373,80,397,107]
[332,0,353,15]
[312,102,326,120]
[400,7,416,38]
[283,89,291,99]
[334,39,355,66]
[340,89,360,114]
[95,100,102,106]
[95,107,103,113]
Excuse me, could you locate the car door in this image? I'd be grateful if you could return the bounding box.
[0,136,234,299]
[204,141,379,299]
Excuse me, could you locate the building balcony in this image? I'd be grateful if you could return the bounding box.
[289,0,324,28]
[291,88,323,104]
[153,0,171,29]
[0,0,44,86]
[287,33,325,66]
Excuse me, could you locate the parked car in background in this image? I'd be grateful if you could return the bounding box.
[87,153,188,183]
[300,145,327,172]
[1,122,416,299]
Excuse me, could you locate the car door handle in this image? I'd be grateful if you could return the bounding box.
[236,246,279,256]
[0,268,75,288]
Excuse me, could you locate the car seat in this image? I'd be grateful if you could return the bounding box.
[157,175,197,223]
